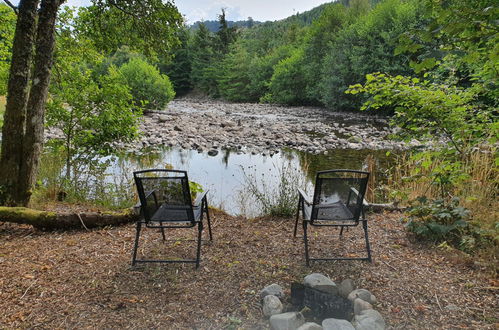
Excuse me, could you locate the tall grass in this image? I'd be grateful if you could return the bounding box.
[388,148,498,231]
[240,160,309,217]
[31,151,136,210]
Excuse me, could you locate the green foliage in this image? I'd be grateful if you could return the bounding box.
[189,23,219,95]
[94,45,145,78]
[119,57,175,110]
[0,4,16,95]
[48,14,141,182]
[264,48,308,105]
[345,0,498,256]
[216,9,238,55]
[74,0,182,58]
[404,197,492,252]
[321,0,421,111]
[347,73,494,152]
[47,64,140,176]
[189,181,203,200]
[161,28,192,95]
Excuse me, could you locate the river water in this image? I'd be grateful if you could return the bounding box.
[94,146,393,216]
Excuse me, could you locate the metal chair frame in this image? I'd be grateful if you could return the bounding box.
[132,169,213,268]
[293,169,372,266]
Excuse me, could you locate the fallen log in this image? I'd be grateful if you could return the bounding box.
[366,203,406,213]
[0,207,139,230]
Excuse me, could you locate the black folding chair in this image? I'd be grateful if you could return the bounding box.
[293,170,371,266]
[132,169,212,268]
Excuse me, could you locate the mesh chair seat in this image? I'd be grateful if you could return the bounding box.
[150,204,202,223]
[303,201,355,222]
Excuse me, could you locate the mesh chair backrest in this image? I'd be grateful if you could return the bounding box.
[312,170,369,222]
[134,169,194,223]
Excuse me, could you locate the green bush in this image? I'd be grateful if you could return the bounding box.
[119,57,175,110]
[404,197,492,253]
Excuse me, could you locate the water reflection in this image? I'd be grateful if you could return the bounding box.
[38,146,394,216]
[107,147,394,216]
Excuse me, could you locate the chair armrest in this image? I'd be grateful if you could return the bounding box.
[193,190,208,207]
[298,188,313,205]
[349,187,369,207]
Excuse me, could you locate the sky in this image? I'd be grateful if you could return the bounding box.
[58,0,331,23]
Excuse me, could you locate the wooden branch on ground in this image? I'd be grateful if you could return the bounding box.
[366,203,406,213]
[0,206,138,230]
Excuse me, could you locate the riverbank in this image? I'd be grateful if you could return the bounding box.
[1,210,495,329]
[46,98,418,155]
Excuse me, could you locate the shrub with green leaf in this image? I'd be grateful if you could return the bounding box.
[119,57,175,110]
[404,197,492,253]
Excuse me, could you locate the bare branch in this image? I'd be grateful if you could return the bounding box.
[3,0,18,14]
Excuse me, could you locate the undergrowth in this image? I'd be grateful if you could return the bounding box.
[388,148,498,259]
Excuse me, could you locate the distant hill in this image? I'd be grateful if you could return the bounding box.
[189,1,336,32]
[190,19,261,32]
[282,2,333,26]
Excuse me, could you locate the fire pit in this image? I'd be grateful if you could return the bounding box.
[259,273,386,330]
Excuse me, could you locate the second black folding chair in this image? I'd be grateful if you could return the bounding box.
[294,169,371,266]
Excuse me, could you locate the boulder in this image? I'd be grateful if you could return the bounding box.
[263,295,283,317]
[303,273,338,295]
[158,115,171,122]
[354,298,373,315]
[338,279,355,298]
[322,318,355,330]
[270,312,305,330]
[348,289,377,305]
[260,283,285,300]
[297,322,323,330]
[353,309,385,330]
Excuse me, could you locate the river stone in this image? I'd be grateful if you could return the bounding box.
[353,309,385,330]
[263,295,283,317]
[158,115,170,122]
[348,289,377,305]
[354,298,373,315]
[207,149,219,157]
[322,318,355,330]
[338,279,355,298]
[297,322,323,330]
[303,273,338,295]
[260,283,284,300]
[270,312,305,330]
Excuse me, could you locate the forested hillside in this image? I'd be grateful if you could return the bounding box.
[167,0,423,111]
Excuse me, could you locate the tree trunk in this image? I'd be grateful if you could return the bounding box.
[0,0,39,205]
[18,0,61,205]
[0,206,138,230]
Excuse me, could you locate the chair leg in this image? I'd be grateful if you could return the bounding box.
[204,198,213,241]
[195,222,203,269]
[160,227,166,241]
[339,226,345,236]
[294,197,302,237]
[303,221,310,267]
[131,221,142,266]
[363,220,372,262]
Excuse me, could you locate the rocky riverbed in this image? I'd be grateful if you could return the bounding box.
[47,98,421,155]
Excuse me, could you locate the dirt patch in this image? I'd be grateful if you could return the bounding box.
[0,210,496,329]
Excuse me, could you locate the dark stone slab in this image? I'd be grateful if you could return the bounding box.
[291,282,353,321]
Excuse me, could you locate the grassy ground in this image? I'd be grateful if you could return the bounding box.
[0,210,497,329]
